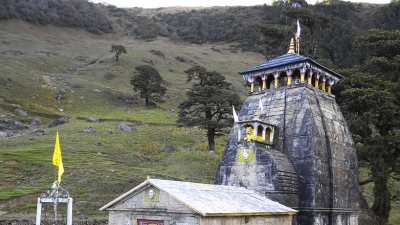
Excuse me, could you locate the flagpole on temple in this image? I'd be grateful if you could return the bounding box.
[36,132,73,225]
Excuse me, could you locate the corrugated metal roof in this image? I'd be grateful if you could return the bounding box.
[239,53,343,79]
[100,178,296,216]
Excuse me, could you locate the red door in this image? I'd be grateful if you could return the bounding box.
[137,219,164,225]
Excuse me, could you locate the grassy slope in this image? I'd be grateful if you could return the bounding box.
[0,19,263,219]
[1,11,399,222]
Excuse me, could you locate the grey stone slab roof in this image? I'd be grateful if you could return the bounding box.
[239,53,343,79]
[100,178,296,217]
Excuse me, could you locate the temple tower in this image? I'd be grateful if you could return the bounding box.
[215,41,360,225]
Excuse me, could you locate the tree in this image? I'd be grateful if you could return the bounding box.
[272,0,309,7]
[282,7,330,58]
[333,29,400,224]
[110,44,127,62]
[354,29,400,83]
[130,65,166,108]
[255,24,291,59]
[333,73,400,224]
[176,66,242,151]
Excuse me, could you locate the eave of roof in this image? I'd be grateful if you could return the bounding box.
[148,179,296,217]
[100,178,297,217]
[239,53,343,79]
[99,179,151,211]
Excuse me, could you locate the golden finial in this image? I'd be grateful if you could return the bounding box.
[288,38,295,54]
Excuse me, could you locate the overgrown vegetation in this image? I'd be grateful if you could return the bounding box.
[0,0,112,34]
[176,66,242,150]
[333,29,400,224]
[107,1,395,69]
[0,18,254,220]
[130,65,166,107]
[2,0,400,223]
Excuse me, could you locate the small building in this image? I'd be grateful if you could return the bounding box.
[100,178,296,225]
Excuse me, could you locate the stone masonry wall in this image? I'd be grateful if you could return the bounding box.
[215,85,360,225]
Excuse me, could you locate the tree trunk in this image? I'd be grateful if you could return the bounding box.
[371,174,391,224]
[116,52,119,62]
[207,127,215,150]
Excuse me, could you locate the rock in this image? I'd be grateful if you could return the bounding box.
[107,129,113,134]
[16,109,27,117]
[126,94,136,100]
[0,119,11,124]
[176,56,185,62]
[83,126,96,133]
[0,132,8,138]
[31,117,42,126]
[55,94,62,101]
[48,117,69,128]
[10,104,22,108]
[164,146,176,152]
[14,121,28,130]
[30,128,46,135]
[85,117,99,122]
[149,50,165,58]
[115,124,132,131]
[94,142,102,146]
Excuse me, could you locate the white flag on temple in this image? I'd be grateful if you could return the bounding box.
[232,106,238,123]
[296,19,301,39]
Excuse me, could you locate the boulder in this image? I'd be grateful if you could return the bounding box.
[30,128,46,135]
[83,126,96,133]
[164,145,176,152]
[115,124,132,132]
[176,56,185,62]
[126,94,136,100]
[31,117,42,126]
[85,117,99,122]
[48,117,69,128]
[16,109,27,117]
[14,121,28,130]
[0,132,8,138]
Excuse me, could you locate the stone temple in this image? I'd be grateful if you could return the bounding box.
[214,40,360,225]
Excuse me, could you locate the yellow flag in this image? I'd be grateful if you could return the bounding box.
[52,132,64,183]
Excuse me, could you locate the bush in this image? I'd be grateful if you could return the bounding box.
[86,27,102,35]
[0,0,113,34]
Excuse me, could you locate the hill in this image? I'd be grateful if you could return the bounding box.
[1,1,400,223]
[0,18,262,219]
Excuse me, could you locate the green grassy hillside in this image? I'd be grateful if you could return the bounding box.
[0,19,263,219]
[1,13,400,223]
